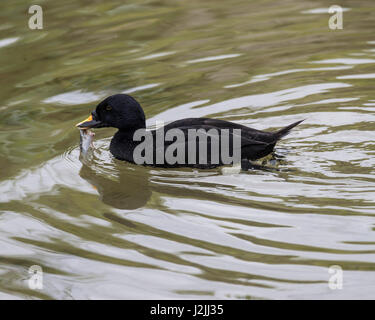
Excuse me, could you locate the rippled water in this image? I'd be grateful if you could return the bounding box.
[1,0,375,299]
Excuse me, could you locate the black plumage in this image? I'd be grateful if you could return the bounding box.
[76,94,303,168]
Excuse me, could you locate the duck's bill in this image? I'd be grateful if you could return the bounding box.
[76,115,102,129]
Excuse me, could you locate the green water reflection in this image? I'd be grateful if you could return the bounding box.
[0,0,375,299]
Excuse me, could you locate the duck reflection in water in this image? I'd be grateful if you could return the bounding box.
[78,130,152,210]
[77,128,286,210]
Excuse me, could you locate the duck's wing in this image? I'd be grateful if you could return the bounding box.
[149,120,273,166]
[148,118,304,165]
[162,118,276,145]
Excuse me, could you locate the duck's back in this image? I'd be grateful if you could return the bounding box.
[162,117,277,143]
[145,118,277,168]
[110,117,302,168]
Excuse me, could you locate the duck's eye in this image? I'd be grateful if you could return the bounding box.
[106,105,112,111]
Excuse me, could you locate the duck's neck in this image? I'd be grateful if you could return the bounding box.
[117,127,141,139]
[110,127,144,162]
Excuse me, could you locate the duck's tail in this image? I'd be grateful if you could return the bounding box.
[275,119,304,139]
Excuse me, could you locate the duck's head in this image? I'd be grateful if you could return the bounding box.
[76,94,146,131]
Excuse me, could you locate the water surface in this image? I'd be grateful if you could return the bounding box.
[0,0,375,299]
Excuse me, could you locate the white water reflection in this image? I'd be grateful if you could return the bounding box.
[122,83,161,94]
[43,90,104,105]
[225,66,352,88]
[0,37,19,48]
[312,58,375,65]
[337,73,375,79]
[301,8,351,14]
[137,52,176,60]
[187,54,241,64]
[154,83,351,121]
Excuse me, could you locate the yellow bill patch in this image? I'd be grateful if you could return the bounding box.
[76,115,93,127]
